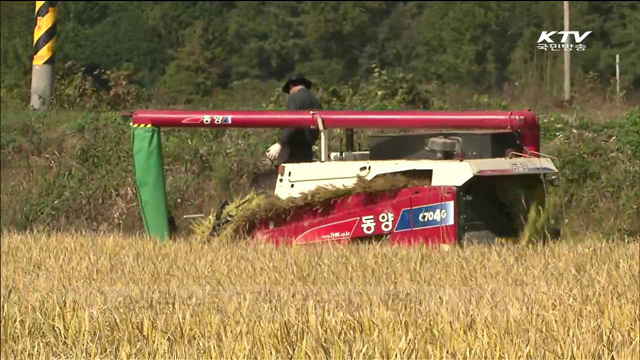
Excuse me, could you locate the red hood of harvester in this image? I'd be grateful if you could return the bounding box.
[129,109,540,156]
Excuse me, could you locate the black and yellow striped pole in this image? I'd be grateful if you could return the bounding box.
[30,1,57,110]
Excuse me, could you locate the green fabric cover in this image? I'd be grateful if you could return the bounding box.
[132,126,170,241]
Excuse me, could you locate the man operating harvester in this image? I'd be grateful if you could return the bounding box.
[266,74,322,164]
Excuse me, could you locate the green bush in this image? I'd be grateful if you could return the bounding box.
[52,62,146,111]
[542,108,640,238]
[264,63,434,111]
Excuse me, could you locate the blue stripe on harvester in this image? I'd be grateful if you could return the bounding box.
[395,201,454,231]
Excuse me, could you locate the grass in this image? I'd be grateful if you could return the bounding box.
[1,101,639,239]
[0,107,278,234]
[2,231,638,359]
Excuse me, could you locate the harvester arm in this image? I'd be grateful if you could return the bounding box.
[131,109,541,155]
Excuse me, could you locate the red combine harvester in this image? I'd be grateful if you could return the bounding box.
[130,109,559,246]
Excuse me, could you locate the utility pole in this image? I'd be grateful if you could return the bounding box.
[30,1,57,110]
[563,1,570,102]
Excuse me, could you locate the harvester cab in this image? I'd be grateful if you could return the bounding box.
[130,109,559,246]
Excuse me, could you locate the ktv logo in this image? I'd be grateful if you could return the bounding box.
[537,31,592,52]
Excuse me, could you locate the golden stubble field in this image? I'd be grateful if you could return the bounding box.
[1,231,638,359]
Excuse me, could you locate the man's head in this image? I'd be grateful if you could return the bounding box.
[282,73,312,94]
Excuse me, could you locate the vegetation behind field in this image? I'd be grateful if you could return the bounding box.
[2,2,639,103]
[1,95,638,239]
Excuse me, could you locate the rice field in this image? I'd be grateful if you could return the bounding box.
[1,231,639,359]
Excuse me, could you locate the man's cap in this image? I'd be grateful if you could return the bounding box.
[282,73,312,94]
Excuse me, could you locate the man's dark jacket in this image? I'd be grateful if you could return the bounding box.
[277,87,322,163]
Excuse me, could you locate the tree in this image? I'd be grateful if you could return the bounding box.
[0,2,34,92]
[298,2,390,83]
[57,2,168,87]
